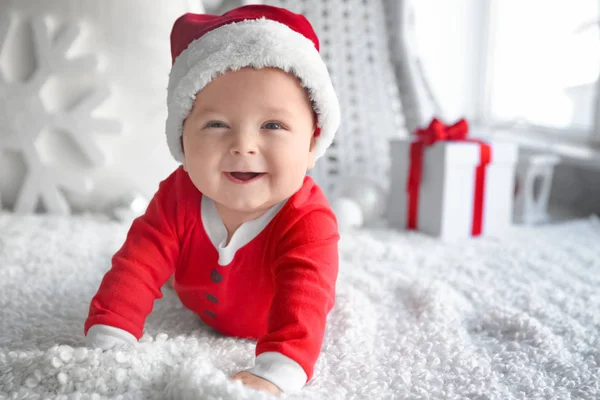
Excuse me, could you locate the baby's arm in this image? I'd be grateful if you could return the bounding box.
[250,207,340,393]
[84,169,187,347]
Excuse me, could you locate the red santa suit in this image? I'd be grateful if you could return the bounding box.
[84,166,339,392]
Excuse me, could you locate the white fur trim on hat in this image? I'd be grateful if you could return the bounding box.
[166,17,341,163]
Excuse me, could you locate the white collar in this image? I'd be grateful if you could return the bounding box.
[201,196,287,266]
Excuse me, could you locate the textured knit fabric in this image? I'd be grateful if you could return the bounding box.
[84,167,339,382]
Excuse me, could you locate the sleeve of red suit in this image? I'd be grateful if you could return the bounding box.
[249,204,340,390]
[84,171,184,339]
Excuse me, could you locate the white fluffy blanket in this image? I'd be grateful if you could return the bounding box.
[1,212,599,399]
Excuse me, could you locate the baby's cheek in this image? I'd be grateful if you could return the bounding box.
[271,168,304,198]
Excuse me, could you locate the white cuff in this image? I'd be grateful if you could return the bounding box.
[85,324,138,351]
[248,352,308,393]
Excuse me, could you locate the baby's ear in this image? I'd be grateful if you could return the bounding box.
[180,136,187,171]
[307,134,317,170]
[309,132,317,151]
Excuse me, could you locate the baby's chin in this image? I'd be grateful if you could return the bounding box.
[214,194,279,216]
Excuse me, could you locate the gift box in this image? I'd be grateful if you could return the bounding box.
[387,119,518,240]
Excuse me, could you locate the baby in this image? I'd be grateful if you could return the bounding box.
[84,4,341,396]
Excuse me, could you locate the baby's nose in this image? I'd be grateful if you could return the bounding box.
[230,132,258,155]
[232,147,257,155]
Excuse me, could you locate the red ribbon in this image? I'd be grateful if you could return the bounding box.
[406,118,492,236]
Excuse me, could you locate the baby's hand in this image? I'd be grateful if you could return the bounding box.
[231,371,281,396]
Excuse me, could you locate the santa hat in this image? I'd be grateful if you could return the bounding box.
[165,5,341,163]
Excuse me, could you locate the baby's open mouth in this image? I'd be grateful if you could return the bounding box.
[226,172,265,183]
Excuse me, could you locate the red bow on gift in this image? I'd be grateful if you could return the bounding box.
[406,118,491,236]
[414,118,469,145]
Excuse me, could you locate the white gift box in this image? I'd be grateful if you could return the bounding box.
[387,138,518,240]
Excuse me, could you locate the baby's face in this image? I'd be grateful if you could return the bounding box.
[182,67,317,214]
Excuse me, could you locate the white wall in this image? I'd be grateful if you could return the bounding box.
[0,0,203,213]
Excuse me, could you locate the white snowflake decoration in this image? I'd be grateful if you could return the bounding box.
[0,13,120,215]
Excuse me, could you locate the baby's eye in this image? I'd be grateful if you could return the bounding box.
[262,122,282,130]
[205,121,228,129]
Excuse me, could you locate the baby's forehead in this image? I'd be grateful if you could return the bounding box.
[219,66,308,88]
[193,67,314,104]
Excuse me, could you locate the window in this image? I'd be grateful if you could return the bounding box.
[486,0,599,140]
